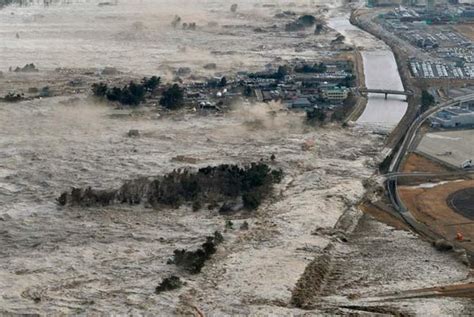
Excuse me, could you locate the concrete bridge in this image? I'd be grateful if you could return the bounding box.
[358,88,414,100]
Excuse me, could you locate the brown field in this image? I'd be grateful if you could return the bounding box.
[360,201,410,231]
[399,180,474,251]
[401,152,451,173]
[454,24,474,41]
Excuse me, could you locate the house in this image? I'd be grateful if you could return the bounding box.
[291,98,312,109]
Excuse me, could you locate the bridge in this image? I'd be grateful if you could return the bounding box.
[358,88,414,100]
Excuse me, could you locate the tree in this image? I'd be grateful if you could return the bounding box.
[142,76,160,92]
[275,66,288,81]
[122,81,146,106]
[160,84,184,109]
[314,62,327,73]
[298,15,317,27]
[244,86,253,97]
[306,108,326,125]
[171,15,181,28]
[315,24,323,35]
[421,90,435,113]
[219,76,227,87]
[92,82,108,97]
[106,87,123,102]
[340,74,356,87]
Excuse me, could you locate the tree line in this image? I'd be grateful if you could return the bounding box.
[92,76,185,109]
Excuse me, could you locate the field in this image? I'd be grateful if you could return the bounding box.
[455,24,474,42]
[402,152,452,173]
[399,180,474,257]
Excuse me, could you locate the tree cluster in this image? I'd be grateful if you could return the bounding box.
[3,92,24,102]
[57,163,283,211]
[159,84,184,109]
[155,276,183,294]
[294,62,327,74]
[330,92,357,122]
[248,65,288,81]
[11,63,38,73]
[285,15,317,32]
[421,89,435,113]
[91,76,160,106]
[170,231,224,274]
[306,108,326,125]
[339,74,356,87]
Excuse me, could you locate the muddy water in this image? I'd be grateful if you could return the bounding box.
[0,1,465,315]
[328,14,408,129]
[0,0,340,76]
[0,95,386,314]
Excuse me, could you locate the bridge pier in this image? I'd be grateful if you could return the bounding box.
[385,93,388,100]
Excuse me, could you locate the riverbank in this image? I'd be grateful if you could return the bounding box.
[350,8,420,149]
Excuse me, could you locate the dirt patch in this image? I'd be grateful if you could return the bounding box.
[401,152,451,174]
[454,24,474,42]
[291,245,333,309]
[360,201,410,231]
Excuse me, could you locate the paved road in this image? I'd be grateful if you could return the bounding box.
[386,93,474,232]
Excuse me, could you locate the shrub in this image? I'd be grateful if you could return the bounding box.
[171,231,224,274]
[155,276,183,294]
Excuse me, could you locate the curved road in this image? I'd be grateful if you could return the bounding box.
[386,93,474,233]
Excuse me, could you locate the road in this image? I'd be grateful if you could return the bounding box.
[386,93,474,236]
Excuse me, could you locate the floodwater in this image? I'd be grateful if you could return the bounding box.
[0,1,469,315]
[328,14,408,129]
[0,95,388,314]
[0,0,341,76]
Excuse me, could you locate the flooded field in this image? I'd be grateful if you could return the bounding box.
[0,0,345,76]
[0,96,386,314]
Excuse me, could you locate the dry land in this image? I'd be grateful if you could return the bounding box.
[455,24,474,42]
[399,180,474,256]
[402,152,452,174]
[417,130,474,169]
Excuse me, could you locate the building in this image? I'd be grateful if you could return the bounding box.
[321,87,349,103]
[431,105,474,127]
[291,98,312,109]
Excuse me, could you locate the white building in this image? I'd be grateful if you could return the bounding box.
[431,105,474,128]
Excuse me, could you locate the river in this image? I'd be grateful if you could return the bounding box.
[328,14,408,130]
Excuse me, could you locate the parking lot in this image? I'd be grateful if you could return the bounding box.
[417,129,474,168]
